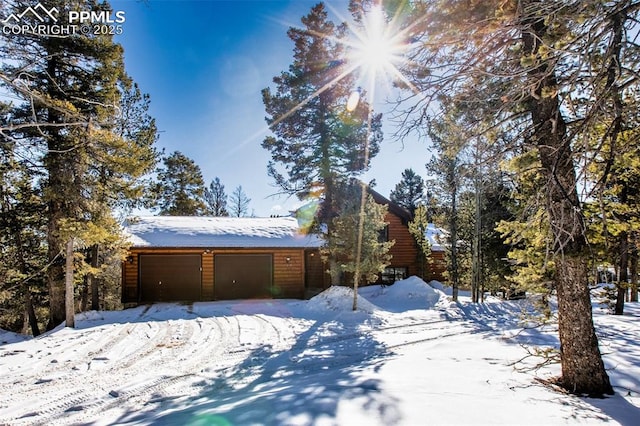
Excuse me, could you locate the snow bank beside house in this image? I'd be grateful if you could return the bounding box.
[385,276,445,306]
[428,280,446,292]
[360,276,447,312]
[307,285,379,313]
[307,277,446,316]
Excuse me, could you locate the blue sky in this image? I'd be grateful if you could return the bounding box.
[111,0,429,216]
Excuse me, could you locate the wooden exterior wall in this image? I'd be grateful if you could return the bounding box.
[122,247,306,303]
[385,211,419,278]
[384,210,447,283]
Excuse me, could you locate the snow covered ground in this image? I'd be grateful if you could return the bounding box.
[0,277,638,425]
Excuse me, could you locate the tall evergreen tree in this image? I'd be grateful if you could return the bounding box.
[390,168,425,216]
[322,182,393,309]
[0,145,46,335]
[262,2,383,226]
[408,204,431,280]
[204,177,229,216]
[427,116,466,302]
[154,151,207,216]
[1,0,158,329]
[391,0,640,395]
[229,185,251,217]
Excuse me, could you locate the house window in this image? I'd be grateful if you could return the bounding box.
[381,267,407,284]
[378,225,389,243]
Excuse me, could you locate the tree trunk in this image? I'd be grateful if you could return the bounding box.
[352,181,368,311]
[630,232,638,302]
[80,278,89,312]
[24,290,40,337]
[65,239,75,328]
[615,231,628,315]
[472,163,482,303]
[89,245,99,311]
[13,225,41,336]
[521,0,613,395]
[555,257,612,394]
[45,51,67,330]
[449,160,459,302]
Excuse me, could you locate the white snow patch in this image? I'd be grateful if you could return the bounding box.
[123,215,323,248]
[0,281,638,425]
[307,285,379,313]
[0,329,28,344]
[360,276,447,313]
[384,276,445,306]
[425,223,448,251]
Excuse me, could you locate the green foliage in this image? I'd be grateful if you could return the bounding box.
[322,183,394,285]
[497,209,554,295]
[154,151,207,216]
[495,152,554,295]
[1,0,159,328]
[262,2,382,222]
[204,177,229,216]
[478,178,515,294]
[0,152,48,334]
[390,168,425,215]
[408,204,431,279]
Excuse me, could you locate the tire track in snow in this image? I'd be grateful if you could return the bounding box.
[214,318,477,389]
[0,322,137,389]
[0,309,478,425]
[0,322,158,423]
[55,314,280,424]
[0,320,192,425]
[46,315,254,425]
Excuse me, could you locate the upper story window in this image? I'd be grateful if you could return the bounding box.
[378,225,389,243]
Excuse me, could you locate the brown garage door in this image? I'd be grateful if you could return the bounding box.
[215,254,272,300]
[139,254,201,302]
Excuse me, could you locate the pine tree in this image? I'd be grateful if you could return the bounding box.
[0,144,47,335]
[426,115,466,302]
[408,204,431,280]
[262,2,382,226]
[1,0,158,329]
[393,0,637,395]
[154,151,207,216]
[111,81,160,212]
[390,168,425,215]
[322,182,394,309]
[229,185,251,217]
[204,177,229,216]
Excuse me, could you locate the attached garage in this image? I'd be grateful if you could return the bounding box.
[122,216,324,304]
[139,254,201,302]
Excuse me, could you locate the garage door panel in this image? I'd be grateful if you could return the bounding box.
[215,254,272,300]
[139,255,201,302]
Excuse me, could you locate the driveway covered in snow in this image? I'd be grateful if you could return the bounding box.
[0,278,638,425]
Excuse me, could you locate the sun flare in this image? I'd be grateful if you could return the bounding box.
[347,5,409,98]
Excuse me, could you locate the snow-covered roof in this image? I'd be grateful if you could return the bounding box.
[426,223,448,252]
[123,216,323,248]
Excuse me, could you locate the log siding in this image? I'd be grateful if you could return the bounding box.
[122,247,307,303]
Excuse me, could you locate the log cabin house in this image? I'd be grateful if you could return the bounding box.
[121,192,446,304]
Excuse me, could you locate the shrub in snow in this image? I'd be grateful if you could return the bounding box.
[591,282,618,313]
